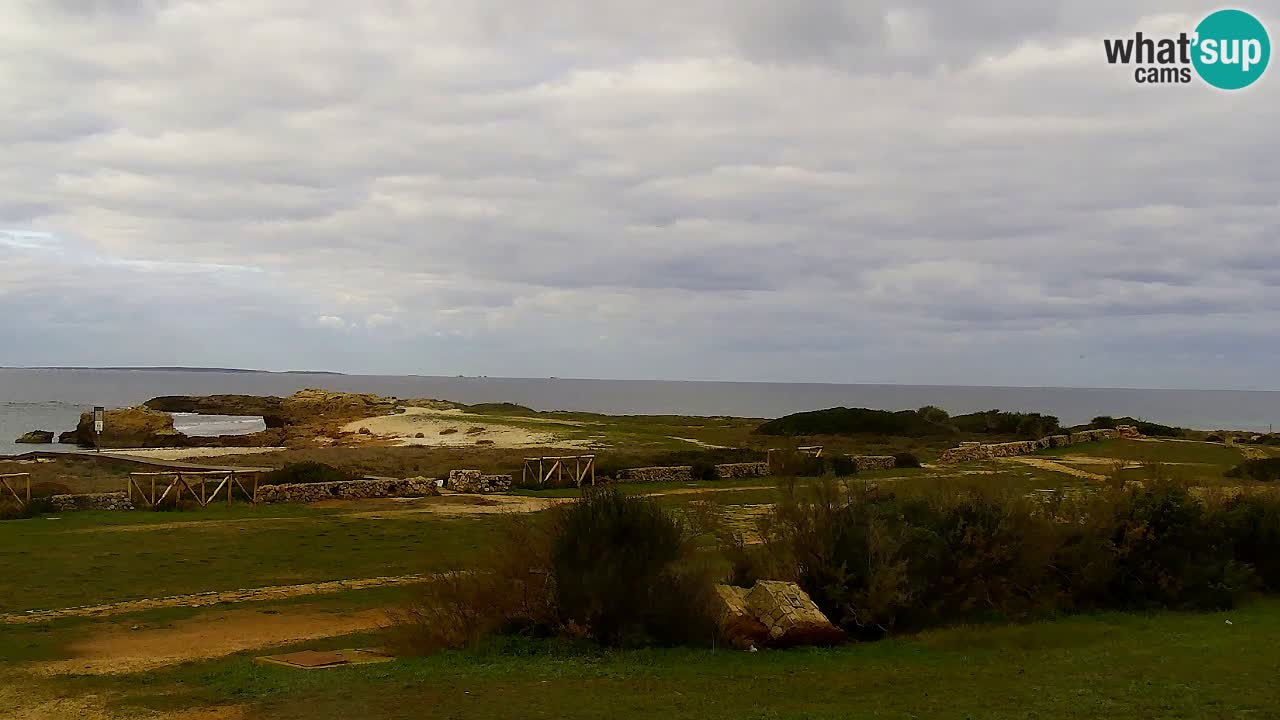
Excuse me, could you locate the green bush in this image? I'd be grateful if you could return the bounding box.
[892,452,923,469]
[829,456,857,477]
[951,410,1061,439]
[1086,416,1187,438]
[1226,458,1280,482]
[689,461,718,482]
[759,479,1279,638]
[393,488,716,652]
[552,488,716,646]
[259,461,359,485]
[755,407,948,437]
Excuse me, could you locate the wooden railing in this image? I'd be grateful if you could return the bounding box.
[127,471,260,509]
[0,473,31,508]
[522,455,595,488]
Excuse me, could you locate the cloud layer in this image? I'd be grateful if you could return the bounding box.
[2,1,1277,388]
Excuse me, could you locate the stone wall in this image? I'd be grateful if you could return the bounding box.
[616,466,696,483]
[851,455,896,471]
[446,469,512,494]
[713,462,771,479]
[48,492,134,511]
[941,426,1128,464]
[256,477,439,504]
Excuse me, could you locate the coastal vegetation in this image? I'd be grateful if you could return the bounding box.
[3,392,1279,718]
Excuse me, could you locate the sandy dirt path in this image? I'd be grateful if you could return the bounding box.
[34,607,390,676]
[0,574,440,625]
[999,457,1109,481]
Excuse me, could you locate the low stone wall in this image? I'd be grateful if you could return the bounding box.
[851,455,896,471]
[256,477,439,504]
[1116,425,1140,439]
[48,492,134,511]
[446,470,513,494]
[713,462,771,479]
[941,427,1126,464]
[616,466,695,483]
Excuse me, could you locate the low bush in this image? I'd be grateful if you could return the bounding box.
[28,481,73,497]
[392,488,716,653]
[1086,416,1187,438]
[259,461,359,485]
[829,456,857,477]
[951,410,1061,439]
[757,478,1280,637]
[1226,458,1280,482]
[755,407,946,437]
[690,461,718,482]
[892,452,922,469]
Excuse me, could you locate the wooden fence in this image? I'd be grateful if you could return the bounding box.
[128,471,260,509]
[0,473,30,508]
[522,455,595,488]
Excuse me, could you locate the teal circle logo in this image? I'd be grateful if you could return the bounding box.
[1193,9,1270,89]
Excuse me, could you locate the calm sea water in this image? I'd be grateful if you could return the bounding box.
[1,368,1276,455]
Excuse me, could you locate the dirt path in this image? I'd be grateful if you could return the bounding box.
[999,457,1109,481]
[0,574,441,625]
[34,607,389,676]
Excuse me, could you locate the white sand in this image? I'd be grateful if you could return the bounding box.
[342,407,590,449]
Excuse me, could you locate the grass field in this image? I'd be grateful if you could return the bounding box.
[2,436,1277,719]
[15,600,1280,719]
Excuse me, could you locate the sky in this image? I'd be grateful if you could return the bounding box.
[1,1,1277,389]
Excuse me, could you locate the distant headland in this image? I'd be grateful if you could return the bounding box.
[6,366,345,375]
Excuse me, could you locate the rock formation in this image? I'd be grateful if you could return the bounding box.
[709,581,845,649]
[14,430,54,444]
[74,406,185,449]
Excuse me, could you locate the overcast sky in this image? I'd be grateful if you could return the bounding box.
[1,1,1276,389]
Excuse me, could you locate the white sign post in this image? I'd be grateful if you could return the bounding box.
[93,406,105,451]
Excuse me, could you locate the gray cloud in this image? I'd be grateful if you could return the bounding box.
[0,0,1277,387]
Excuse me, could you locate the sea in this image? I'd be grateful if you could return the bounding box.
[1,368,1277,456]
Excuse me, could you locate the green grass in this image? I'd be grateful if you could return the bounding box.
[0,503,502,612]
[55,598,1280,719]
[1038,439,1244,467]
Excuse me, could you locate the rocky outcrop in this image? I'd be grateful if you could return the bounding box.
[58,430,82,445]
[256,477,440,504]
[48,492,134,511]
[616,466,696,483]
[1116,425,1140,439]
[851,455,896,471]
[75,407,186,449]
[743,581,844,647]
[14,431,54,444]
[713,462,772,479]
[446,470,512,494]
[146,394,288,428]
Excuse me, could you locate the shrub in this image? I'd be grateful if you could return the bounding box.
[829,456,857,477]
[552,488,716,646]
[892,452,922,469]
[1226,458,1280,482]
[390,516,558,654]
[759,478,1279,638]
[951,410,1061,439]
[767,450,826,477]
[755,407,947,437]
[28,481,73,497]
[0,496,55,520]
[259,461,359,485]
[392,488,717,652]
[690,461,718,482]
